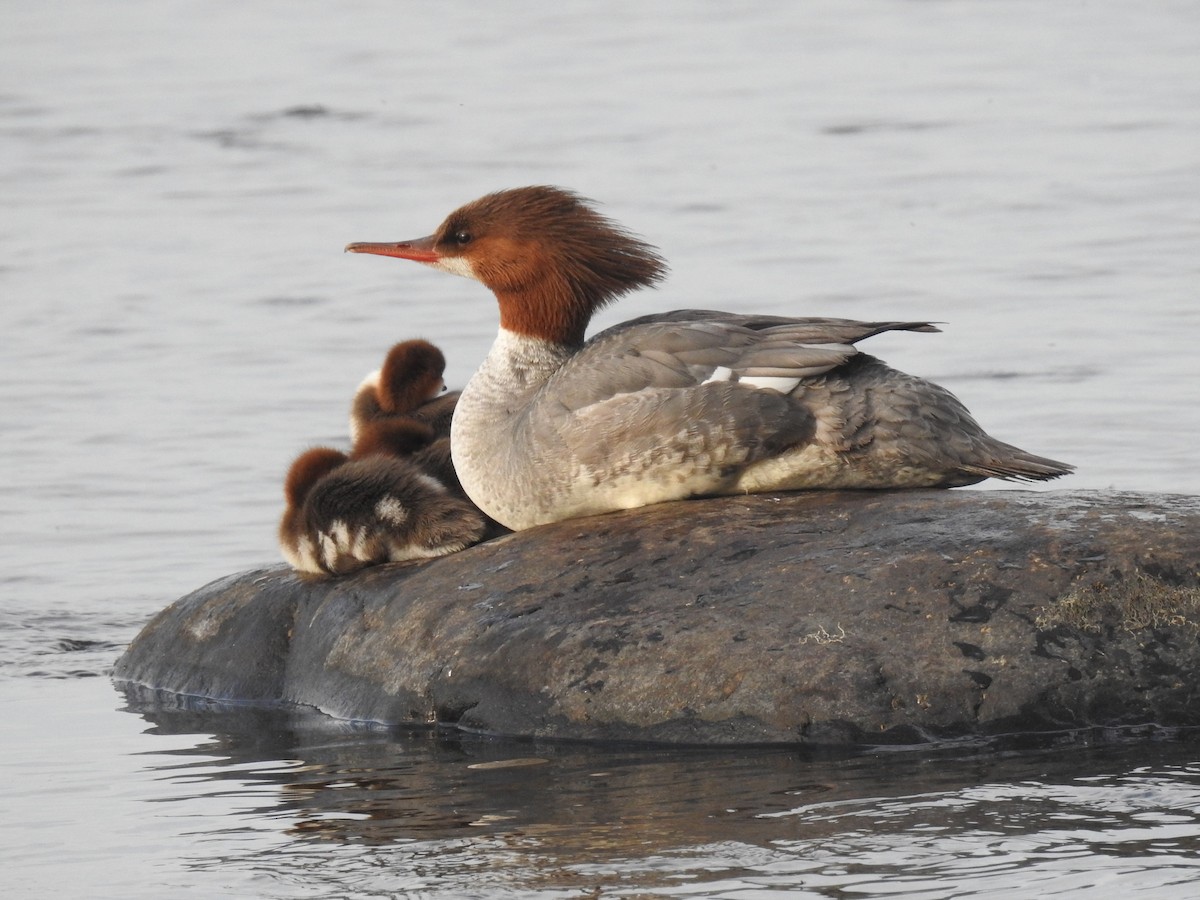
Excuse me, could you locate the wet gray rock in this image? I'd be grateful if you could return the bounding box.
[114,490,1200,746]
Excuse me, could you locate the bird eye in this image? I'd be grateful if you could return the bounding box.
[453,230,472,245]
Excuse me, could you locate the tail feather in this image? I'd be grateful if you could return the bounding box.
[959,442,1074,483]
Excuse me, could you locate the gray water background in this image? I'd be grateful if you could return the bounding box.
[2,1,1199,897]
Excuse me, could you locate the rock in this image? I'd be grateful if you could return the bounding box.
[114,490,1200,746]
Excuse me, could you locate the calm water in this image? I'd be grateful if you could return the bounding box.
[2,1,1199,896]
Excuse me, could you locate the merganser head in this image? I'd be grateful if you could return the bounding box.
[283,446,349,509]
[376,339,446,414]
[350,339,447,444]
[346,186,668,345]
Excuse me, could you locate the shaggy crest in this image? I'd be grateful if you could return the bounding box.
[432,186,668,345]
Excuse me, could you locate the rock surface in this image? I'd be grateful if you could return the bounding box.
[114,490,1200,746]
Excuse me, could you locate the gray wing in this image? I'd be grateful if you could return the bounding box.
[592,309,940,343]
[552,312,938,412]
[562,379,816,479]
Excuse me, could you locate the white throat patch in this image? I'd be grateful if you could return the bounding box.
[432,254,478,281]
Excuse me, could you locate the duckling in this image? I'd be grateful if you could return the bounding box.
[279,340,490,576]
[350,339,449,446]
[278,446,350,574]
[279,441,486,576]
[349,339,462,490]
[295,458,485,576]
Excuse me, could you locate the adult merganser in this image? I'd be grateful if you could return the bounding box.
[346,186,1073,531]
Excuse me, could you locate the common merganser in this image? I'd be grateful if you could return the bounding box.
[347,186,1073,531]
[279,447,487,575]
[280,445,350,574]
[349,339,463,490]
[279,339,488,575]
[347,345,503,537]
[350,339,448,446]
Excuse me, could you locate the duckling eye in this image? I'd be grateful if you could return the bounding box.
[453,230,472,245]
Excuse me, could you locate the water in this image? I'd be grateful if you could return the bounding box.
[2,1,1199,896]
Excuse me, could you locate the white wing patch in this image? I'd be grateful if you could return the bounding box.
[700,342,856,394]
[375,495,410,525]
[701,366,799,394]
[739,375,802,393]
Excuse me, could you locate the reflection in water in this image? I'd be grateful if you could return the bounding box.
[125,697,1200,897]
